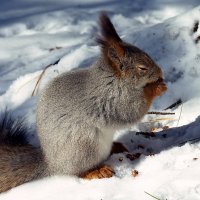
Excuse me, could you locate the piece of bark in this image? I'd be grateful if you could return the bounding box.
[111,142,129,155]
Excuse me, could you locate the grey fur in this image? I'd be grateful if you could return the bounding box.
[36,56,160,176]
[0,13,166,192]
[0,145,48,193]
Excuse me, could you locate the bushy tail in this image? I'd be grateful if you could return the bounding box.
[0,112,47,193]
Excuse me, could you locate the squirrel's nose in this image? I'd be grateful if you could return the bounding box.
[157,67,163,79]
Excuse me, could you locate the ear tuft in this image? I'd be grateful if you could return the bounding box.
[96,12,126,78]
[97,12,122,46]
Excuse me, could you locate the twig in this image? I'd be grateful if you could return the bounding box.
[16,74,41,94]
[148,112,175,115]
[147,118,175,123]
[31,64,51,96]
[144,191,162,200]
[32,59,60,96]
[179,137,200,146]
[176,103,183,127]
[164,99,182,110]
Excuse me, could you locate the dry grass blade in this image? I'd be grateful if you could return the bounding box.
[31,64,50,96]
[16,74,41,94]
[145,117,176,123]
[32,59,60,96]
[144,191,162,200]
[176,103,183,127]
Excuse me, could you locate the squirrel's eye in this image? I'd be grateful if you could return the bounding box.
[138,66,148,71]
[136,65,148,76]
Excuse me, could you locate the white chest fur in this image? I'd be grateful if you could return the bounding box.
[98,127,116,162]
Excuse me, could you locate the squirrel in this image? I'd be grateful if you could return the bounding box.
[0,13,167,193]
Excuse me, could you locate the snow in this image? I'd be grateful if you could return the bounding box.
[1,0,200,199]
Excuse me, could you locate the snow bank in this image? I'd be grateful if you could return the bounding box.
[0,0,200,199]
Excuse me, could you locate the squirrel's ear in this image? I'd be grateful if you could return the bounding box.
[97,12,125,76]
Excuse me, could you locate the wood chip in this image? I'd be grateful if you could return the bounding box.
[138,144,144,149]
[136,132,156,138]
[118,157,123,162]
[126,153,141,161]
[132,170,139,177]
[162,126,169,130]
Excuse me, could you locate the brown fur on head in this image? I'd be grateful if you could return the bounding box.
[97,12,166,94]
[97,12,125,77]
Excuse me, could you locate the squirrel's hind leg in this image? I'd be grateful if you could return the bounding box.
[81,165,115,180]
[80,142,128,180]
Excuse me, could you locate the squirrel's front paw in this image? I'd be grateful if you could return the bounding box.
[144,79,167,100]
[81,165,115,180]
[155,82,167,96]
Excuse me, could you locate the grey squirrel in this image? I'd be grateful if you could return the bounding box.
[0,13,167,193]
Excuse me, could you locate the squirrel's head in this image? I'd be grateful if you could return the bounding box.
[97,12,166,92]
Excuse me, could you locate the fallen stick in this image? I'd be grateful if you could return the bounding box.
[164,99,182,110]
[148,112,175,115]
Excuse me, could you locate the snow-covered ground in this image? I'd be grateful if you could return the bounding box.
[1,0,200,199]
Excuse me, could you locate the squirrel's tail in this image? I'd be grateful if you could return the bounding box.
[0,112,48,193]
